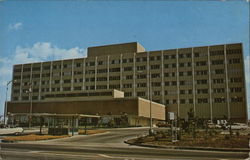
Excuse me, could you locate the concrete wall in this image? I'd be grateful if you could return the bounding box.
[138,98,165,120]
[87,42,145,57]
[7,98,138,116]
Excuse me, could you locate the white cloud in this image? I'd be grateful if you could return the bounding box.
[8,22,23,31]
[0,42,87,86]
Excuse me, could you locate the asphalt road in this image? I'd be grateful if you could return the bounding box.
[0,127,249,160]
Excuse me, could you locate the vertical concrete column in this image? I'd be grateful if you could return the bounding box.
[207,46,213,121]
[38,62,42,100]
[49,61,53,92]
[107,55,110,89]
[95,57,97,90]
[120,54,123,90]
[224,45,230,120]
[133,53,136,97]
[71,59,74,91]
[29,63,33,100]
[82,58,85,90]
[60,60,63,91]
[176,49,180,117]
[147,52,150,100]
[161,51,165,104]
[19,64,24,100]
[192,47,196,117]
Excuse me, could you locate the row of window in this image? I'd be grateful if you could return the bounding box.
[15,53,242,73]
[16,76,242,88]
[15,66,242,81]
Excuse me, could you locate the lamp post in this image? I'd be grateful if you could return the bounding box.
[26,82,33,128]
[4,80,16,125]
[137,70,153,135]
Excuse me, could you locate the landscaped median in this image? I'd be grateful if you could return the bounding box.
[2,129,107,142]
[125,130,250,152]
[2,134,69,142]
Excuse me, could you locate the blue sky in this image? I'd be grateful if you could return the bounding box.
[0,1,249,117]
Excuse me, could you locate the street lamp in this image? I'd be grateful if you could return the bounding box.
[26,82,33,128]
[137,70,153,135]
[4,80,16,125]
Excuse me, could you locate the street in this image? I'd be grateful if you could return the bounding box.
[0,127,248,160]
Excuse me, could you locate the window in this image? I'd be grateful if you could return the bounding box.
[180,90,185,94]
[109,76,120,81]
[76,63,81,67]
[98,61,103,65]
[212,60,224,65]
[109,68,120,72]
[179,81,185,85]
[196,61,207,66]
[230,77,242,83]
[64,79,71,83]
[179,72,184,76]
[164,64,169,68]
[231,97,243,102]
[124,67,133,71]
[137,83,146,87]
[171,55,176,59]
[197,89,208,94]
[151,65,160,69]
[152,82,161,87]
[196,70,208,75]
[180,99,186,104]
[96,85,107,89]
[74,86,82,90]
[151,73,160,78]
[124,92,132,97]
[43,66,50,70]
[137,65,146,71]
[230,87,242,93]
[227,49,241,55]
[213,88,225,93]
[109,84,120,89]
[189,99,193,104]
[210,50,224,56]
[172,63,176,68]
[214,98,225,103]
[229,59,240,64]
[123,84,132,88]
[197,98,208,103]
[122,59,127,63]
[97,77,107,81]
[164,55,169,60]
[186,53,191,58]
[126,75,133,80]
[137,92,145,97]
[213,79,224,84]
[164,73,169,77]
[137,74,146,79]
[197,79,207,84]
[179,63,185,67]
[215,69,224,74]
[172,81,177,86]
[97,69,107,73]
[63,87,71,91]
[153,91,160,96]
[187,71,192,76]
[165,81,170,86]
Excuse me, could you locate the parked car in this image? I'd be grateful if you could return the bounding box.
[229,123,249,130]
[0,127,23,135]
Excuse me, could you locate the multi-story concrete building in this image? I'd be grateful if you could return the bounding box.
[9,42,247,122]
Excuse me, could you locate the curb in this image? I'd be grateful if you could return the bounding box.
[124,140,250,153]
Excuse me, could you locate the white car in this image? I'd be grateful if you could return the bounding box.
[230,123,249,130]
[0,127,23,135]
